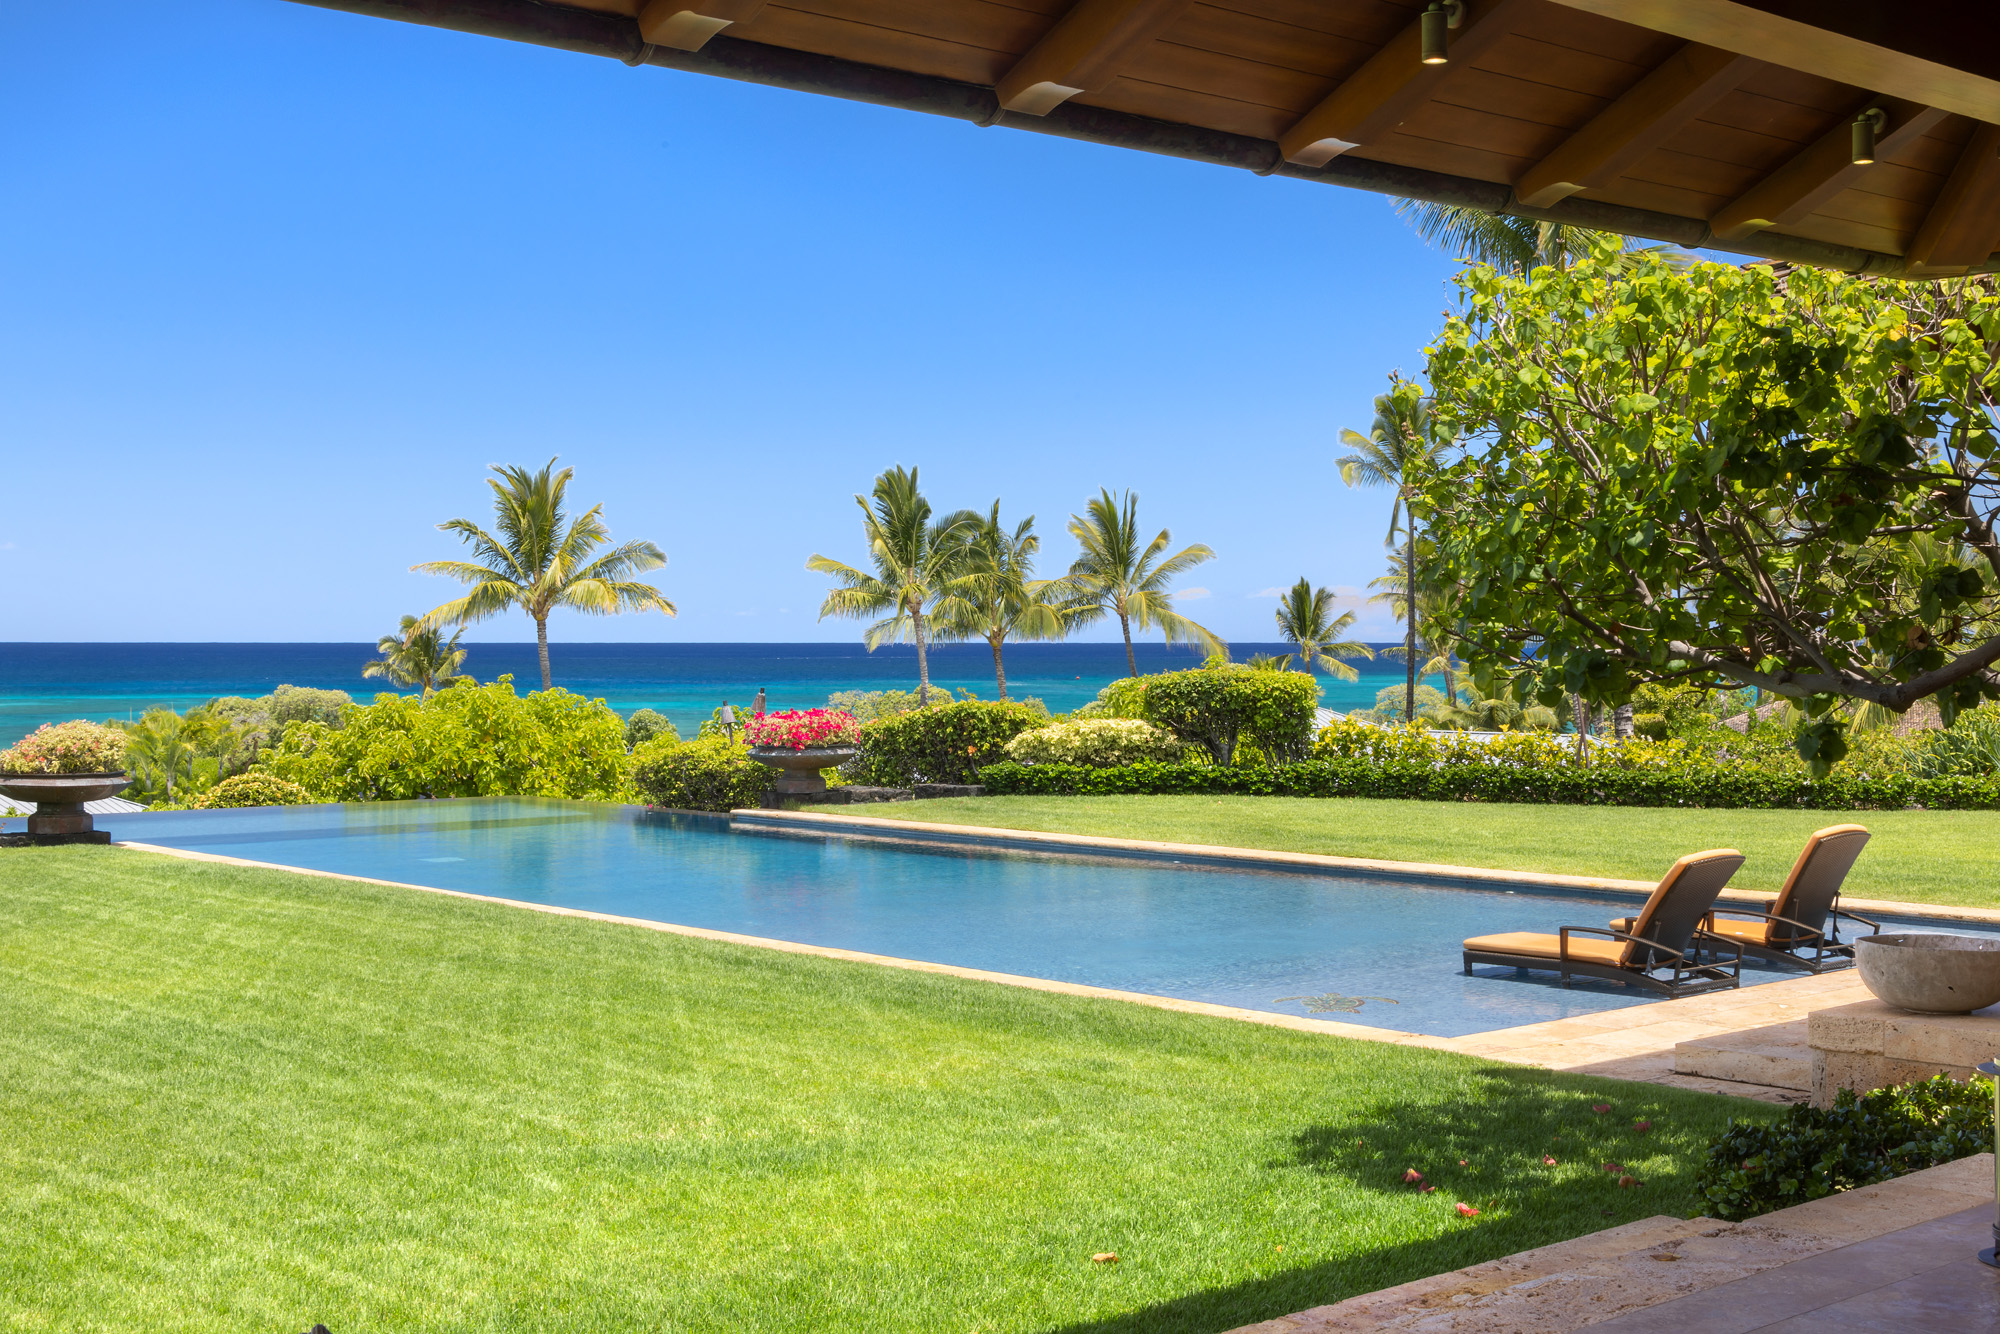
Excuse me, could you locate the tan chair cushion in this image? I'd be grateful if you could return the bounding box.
[1703,917,1775,946]
[1462,931,1627,966]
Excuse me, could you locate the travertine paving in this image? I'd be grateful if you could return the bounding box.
[1226,1155,1996,1334]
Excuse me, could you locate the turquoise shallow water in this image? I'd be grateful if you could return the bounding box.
[0,641,1438,746]
[87,797,1981,1039]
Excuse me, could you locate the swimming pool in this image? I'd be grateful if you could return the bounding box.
[83,798,1990,1039]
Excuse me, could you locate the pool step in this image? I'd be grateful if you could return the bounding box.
[1672,1020,1813,1092]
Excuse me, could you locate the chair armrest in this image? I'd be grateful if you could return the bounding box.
[1560,924,1688,964]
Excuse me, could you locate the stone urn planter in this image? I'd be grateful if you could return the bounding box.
[747,747,859,802]
[0,772,133,845]
[1855,932,2000,1014]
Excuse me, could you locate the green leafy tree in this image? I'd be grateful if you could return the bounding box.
[1420,245,2000,775]
[1061,489,1222,677]
[364,615,471,695]
[1339,377,1454,721]
[1271,578,1374,680]
[933,503,1084,700]
[122,709,202,804]
[808,466,978,707]
[415,459,675,691]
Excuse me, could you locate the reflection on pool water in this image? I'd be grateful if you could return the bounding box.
[81,798,1993,1039]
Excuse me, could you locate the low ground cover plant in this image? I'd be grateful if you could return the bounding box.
[1005,717,1187,767]
[260,676,629,802]
[1694,1074,1993,1220]
[851,699,1046,786]
[631,735,775,811]
[0,720,127,774]
[190,772,313,809]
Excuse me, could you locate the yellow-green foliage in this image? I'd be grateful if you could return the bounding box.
[630,736,776,812]
[262,676,629,802]
[1314,720,1734,774]
[1004,718,1188,767]
[190,772,313,809]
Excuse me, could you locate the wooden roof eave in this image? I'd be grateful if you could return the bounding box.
[291,0,1997,280]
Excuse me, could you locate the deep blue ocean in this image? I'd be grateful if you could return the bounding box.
[0,642,1431,745]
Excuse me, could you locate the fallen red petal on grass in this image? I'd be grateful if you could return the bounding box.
[1458,1159,1468,1166]
[1543,1155,1559,1166]
[1402,1168,1425,1183]
[1455,1203,1480,1217]
[1092,1253,1118,1264]
[1418,1184,1437,1194]
[1618,1175,1641,1189]
[1633,1120,1652,1133]
[1603,1163,1624,1173]
[1592,1104,1612,1114]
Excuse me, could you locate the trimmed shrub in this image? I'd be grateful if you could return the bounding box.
[825,689,925,723]
[1144,662,1321,765]
[852,700,1048,786]
[1072,676,1153,720]
[631,736,775,812]
[191,772,314,809]
[1005,718,1188,767]
[975,755,2000,809]
[1694,1074,1993,1220]
[625,708,679,750]
[0,720,128,774]
[262,677,630,802]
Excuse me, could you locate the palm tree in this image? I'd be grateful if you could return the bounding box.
[808,466,979,707]
[1339,379,1452,722]
[1392,200,1695,274]
[414,459,675,690]
[1368,569,1461,703]
[123,709,201,805]
[364,615,471,695]
[932,503,1083,700]
[1062,489,1223,677]
[1272,579,1375,680]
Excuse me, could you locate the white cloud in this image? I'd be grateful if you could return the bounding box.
[1174,587,1211,601]
[1250,587,1285,598]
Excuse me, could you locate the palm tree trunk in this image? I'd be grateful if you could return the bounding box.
[1404,530,1417,722]
[989,632,1009,700]
[914,607,931,707]
[1613,703,1635,739]
[1119,609,1136,678]
[535,615,552,691]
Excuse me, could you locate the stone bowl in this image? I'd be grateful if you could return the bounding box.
[1855,932,2000,1014]
[0,772,134,806]
[745,747,859,774]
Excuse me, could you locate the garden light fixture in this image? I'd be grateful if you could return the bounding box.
[1980,1059,2000,1268]
[1851,106,1887,165]
[1420,1,1464,66]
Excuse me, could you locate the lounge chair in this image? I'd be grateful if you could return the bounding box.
[1613,825,1876,974]
[1462,849,1746,998]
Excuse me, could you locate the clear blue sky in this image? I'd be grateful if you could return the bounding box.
[1,0,1464,645]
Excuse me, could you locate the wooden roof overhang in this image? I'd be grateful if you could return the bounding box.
[297,0,2000,277]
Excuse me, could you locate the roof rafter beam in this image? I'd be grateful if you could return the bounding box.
[1542,0,2000,125]
[637,0,768,52]
[1279,0,1528,168]
[997,0,1196,116]
[1906,122,2000,274]
[1709,97,1948,243]
[1514,42,1759,209]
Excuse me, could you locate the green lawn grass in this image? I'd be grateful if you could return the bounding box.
[895,796,2000,910]
[2,847,1760,1333]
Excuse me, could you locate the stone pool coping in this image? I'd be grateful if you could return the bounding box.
[729,807,2000,926]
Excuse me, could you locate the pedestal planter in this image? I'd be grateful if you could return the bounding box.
[0,772,132,845]
[747,747,859,803]
[1855,932,2000,1014]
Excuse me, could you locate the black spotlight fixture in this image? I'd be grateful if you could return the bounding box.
[1851,106,1888,165]
[1420,1,1464,66]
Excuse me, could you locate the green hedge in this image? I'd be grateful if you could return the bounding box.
[1143,663,1320,765]
[1694,1074,1993,1220]
[631,737,775,812]
[191,772,314,809]
[974,757,2000,809]
[851,700,1047,787]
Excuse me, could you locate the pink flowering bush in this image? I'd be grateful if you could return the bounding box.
[742,708,862,751]
[0,720,128,774]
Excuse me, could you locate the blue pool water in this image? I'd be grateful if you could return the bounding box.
[84,798,1992,1039]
